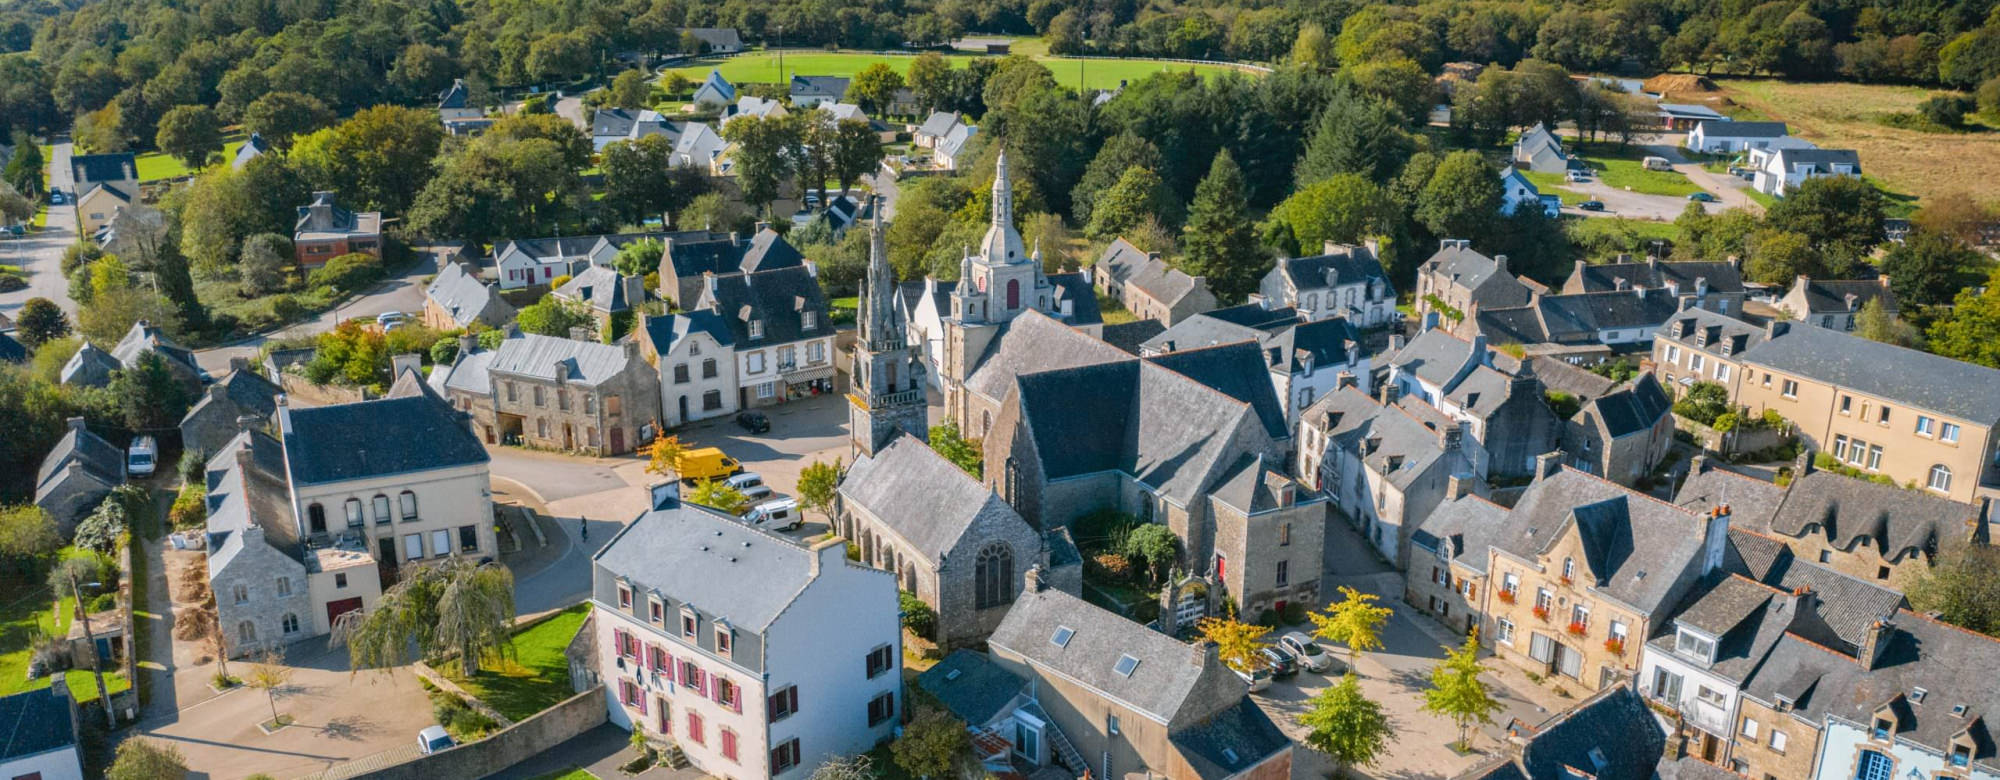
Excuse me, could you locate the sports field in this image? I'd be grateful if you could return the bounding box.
[662,47,1255,94]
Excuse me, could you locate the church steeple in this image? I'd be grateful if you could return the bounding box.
[848,197,928,458]
[860,196,899,349]
[978,150,1026,266]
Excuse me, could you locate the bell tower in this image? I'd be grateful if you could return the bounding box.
[849,198,929,457]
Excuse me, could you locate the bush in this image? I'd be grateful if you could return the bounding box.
[74,496,129,554]
[1281,601,1309,625]
[899,590,936,638]
[1918,94,1975,128]
[1672,382,1732,426]
[1090,552,1136,581]
[88,592,117,613]
[1256,608,1282,628]
[270,294,306,322]
[430,337,460,365]
[170,484,207,529]
[549,274,572,290]
[306,253,384,293]
[1712,412,1739,432]
[178,449,206,483]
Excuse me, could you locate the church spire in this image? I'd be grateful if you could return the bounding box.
[978,149,1026,265]
[861,196,898,348]
[991,149,1013,230]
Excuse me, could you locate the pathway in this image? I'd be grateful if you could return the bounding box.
[1,142,78,319]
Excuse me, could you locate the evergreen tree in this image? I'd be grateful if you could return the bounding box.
[1179,150,1266,303]
[1294,92,1414,186]
[3,133,43,197]
[1072,131,1162,227]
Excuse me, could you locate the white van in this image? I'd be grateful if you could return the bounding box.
[726,472,773,500]
[126,436,157,478]
[744,498,800,531]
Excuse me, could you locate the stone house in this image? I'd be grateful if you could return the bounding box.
[1512,122,1572,173]
[1252,240,1397,329]
[1560,373,1674,487]
[1752,460,1986,586]
[57,342,120,387]
[204,430,381,656]
[963,576,1296,779]
[1298,388,1484,568]
[425,334,497,440]
[694,262,839,409]
[1205,454,1328,617]
[1413,240,1531,332]
[1386,327,1561,480]
[1562,257,1747,318]
[1142,303,1370,424]
[277,388,494,584]
[33,418,124,535]
[1774,275,1899,332]
[1092,238,1218,326]
[494,231,681,291]
[179,358,282,457]
[837,435,1081,649]
[554,266,647,336]
[1480,461,1730,695]
[1469,287,1686,360]
[639,310,739,427]
[1406,488,1507,636]
[292,191,382,270]
[477,332,660,455]
[592,491,902,779]
[422,261,515,331]
[108,319,203,391]
[657,226,801,310]
[69,153,137,238]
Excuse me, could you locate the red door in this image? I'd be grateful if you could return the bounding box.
[610,427,625,454]
[326,597,364,628]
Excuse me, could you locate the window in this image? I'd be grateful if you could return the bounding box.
[1535,588,1552,611]
[1781,379,1798,398]
[701,358,718,379]
[715,676,739,708]
[459,525,479,553]
[868,691,895,726]
[533,386,545,407]
[282,613,300,634]
[1952,742,1973,767]
[975,543,1014,609]
[809,341,825,363]
[617,584,632,610]
[1689,354,1705,372]
[1667,346,1681,363]
[1942,422,1960,442]
[1714,363,1730,382]
[1496,618,1515,645]
[506,382,517,402]
[432,530,450,557]
[867,645,894,679]
[690,342,700,356]
[335,573,348,588]
[1276,561,1289,587]
[373,494,391,524]
[1841,395,1853,414]
[1769,729,1788,754]
[768,686,799,722]
[1873,718,1893,740]
[1610,619,1628,642]
[747,352,765,374]
[747,319,765,339]
[239,621,256,641]
[715,627,732,657]
[558,389,570,411]
[702,390,722,410]
[1114,654,1140,677]
[1916,416,1934,436]
[771,739,802,772]
[679,659,701,688]
[673,363,690,383]
[404,534,423,561]
[681,609,698,638]
[583,393,595,414]
[648,597,663,625]
[345,498,364,527]
[721,728,738,762]
[1867,444,1883,470]
[1571,604,1589,627]
[1279,523,1290,547]
[756,381,775,399]
[686,710,704,745]
[1675,629,1715,661]
[400,491,418,521]
[1929,464,1952,493]
[1834,435,1850,460]
[1562,557,1575,581]
[1847,438,1867,465]
[233,584,249,604]
[803,311,817,330]
[1878,406,1891,424]
[537,417,549,438]
[1856,750,1891,780]
[1651,668,1683,701]
[1741,718,1759,739]
[1762,373,1772,388]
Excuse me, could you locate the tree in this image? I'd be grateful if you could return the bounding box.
[893,706,971,778]
[338,557,515,677]
[1882,228,1983,306]
[607,69,652,110]
[0,182,31,226]
[408,126,588,245]
[241,92,334,149]
[1856,297,1922,348]
[289,105,446,215]
[1416,151,1502,239]
[1088,166,1179,240]
[929,422,983,478]
[1929,281,2000,369]
[1121,524,1180,585]
[515,295,591,337]
[1298,673,1395,776]
[1764,176,1885,269]
[1743,229,1824,285]
[110,352,193,432]
[1291,22,1336,70]
[847,63,904,116]
[155,105,224,171]
[241,233,294,296]
[797,458,843,521]
[0,505,59,565]
[721,114,802,215]
[1420,631,1504,751]
[1295,93,1415,186]
[2,134,42,198]
[1195,614,1271,673]
[1311,586,1394,661]
[687,478,751,514]
[809,753,876,780]
[1908,541,2000,635]
[603,135,707,225]
[1262,174,1396,260]
[106,739,187,780]
[245,649,294,727]
[613,238,664,277]
[14,298,68,348]
[907,52,953,112]
[1072,131,1164,228]
[1179,150,1265,304]
[645,435,686,479]
[832,119,882,196]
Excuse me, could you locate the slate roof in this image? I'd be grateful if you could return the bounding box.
[789,75,849,100]
[1674,461,1785,531]
[1570,259,1745,296]
[1792,277,1896,313]
[35,423,123,497]
[0,331,25,364]
[591,109,678,142]
[694,264,831,348]
[1585,373,1670,437]
[682,28,742,50]
[426,261,512,328]
[1465,687,1667,780]
[1391,327,1481,388]
[1759,320,2000,426]
[1774,148,1861,170]
[916,111,961,139]
[1695,120,1789,138]
[0,686,77,762]
[1275,243,1392,293]
[1478,289,1684,344]
[428,346,495,396]
[281,393,487,485]
[1311,388,1454,491]
[937,123,977,160]
[1530,357,1616,400]
[556,266,639,313]
[295,191,380,239]
[1764,468,1981,562]
[437,79,468,109]
[1142,342,1289,441]
[963,310,1131,404]
[693,70,735,102]
[1100,320,1167,355]
[989,584,1245,724]
[738,228,806,273]
[1208,454,1305,515]
[232,133,270,170]
[639,310,736,358]
[183,367,282,426]
[840,436,1023,562]
[70,152,135,185]
[111,319,197,373]
[1733,538,1907,652]
[1140,309,1269,354]
[1098,238,1207,307]
[594,500,831,630]
[1659,103,1727,120]
[1411,494,1511,570]
[917,650,1026,727]
[1046,272,1103,326]
[672,122,726,166]
[487,332,637,387]
[203,430,302,573]
[1658,308,1765,361]
[1169,697,1294,778]
[1497,467,1711,614]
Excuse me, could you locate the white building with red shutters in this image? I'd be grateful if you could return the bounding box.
[589,488,902,777]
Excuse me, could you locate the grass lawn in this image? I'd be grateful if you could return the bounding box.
[1095,293,1139,325]
[134,139,247,182]
[0,580,68,698]
[1744,188,1778,209]
[444,603,590,722]
[1719,79,2000,207]
[1520,170,1588,205]
[661,48,1249,94]
[1571,145,1702,197]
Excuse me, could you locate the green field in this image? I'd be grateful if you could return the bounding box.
[445,603,590,722]
[662,49,1252,94]
[135,139,247,182]
[1520,170,1588,205]
[1568,145,1703,197]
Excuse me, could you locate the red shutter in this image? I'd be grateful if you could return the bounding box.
[730,679,742,714]
[613,629,628,658]
[722,728,738,761]
[635,682,647,714]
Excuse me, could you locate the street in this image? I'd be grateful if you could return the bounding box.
[1,142,78,319]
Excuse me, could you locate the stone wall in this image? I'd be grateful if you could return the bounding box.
[346,686,606,780]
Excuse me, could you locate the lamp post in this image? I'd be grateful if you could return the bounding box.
[65,572,116,728]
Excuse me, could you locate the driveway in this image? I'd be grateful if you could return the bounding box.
[1,142,78,319]
[1561,178,1698,221]
[192,251,439,375]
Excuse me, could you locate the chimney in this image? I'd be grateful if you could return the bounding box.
[1574,259,1587,280]
[1765,319,1792,340]
[229,356,250,375]
[1337,371,1357,391]
[1793,448,1814,479]
[235,431,256,473]
[1665,279,1680,297]
[808,536,845,577]
[622,273,646,310]
[1634,283,1647,298]
[458,332,478,357]
[235,414,261,433]
[1023,565,1046,593]
[1493,254,1509,275]
[1445,473,1476,501]
[753,220,770,234]
[1439,421,1465,452]
[66,416,86,434]
[1702,505,1731,575]
[1695,276,1709,297]
[556,361,572,381]
[1381,383,1401,404]
[1194,639,1220,669]
[1859,619,1892,670]
[1146,251,1162,264]
[1363,237,1381,258]
[1388,333,1406,352]
[1615,278,1630,291]
[207,383,227,403]
[1535,451,1564,480]
[1689,453,1710,477]
[623,339,640,362]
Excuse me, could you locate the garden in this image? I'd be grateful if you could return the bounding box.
[439,602,591,723]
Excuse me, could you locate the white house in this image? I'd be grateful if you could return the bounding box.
[590,489,901,779]
[1253,239,1398,328]
[692,264,838,409]
[1499,166,1560,218]
[494,233,666,290]
[913,111,963,149]
[934,123,977,170]
[0,685,84,780]
[673,122,728,173]
[1749,147,1861,197]
[690,70,735,109]
[1683,120,1815,155]
[895,277,953,389]
[1139,303,1372,424]
[591,109,676,152]
[640,310,741,427]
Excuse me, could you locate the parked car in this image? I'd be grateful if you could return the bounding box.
[126,435,157,478]
[1579,200,1606,211]
[50,191,64,205]
[1259,646,1298,679]
[1688,192,1717,202]
[1642,155,1673,171]
[1233,663,1272,693]
[1565,170,1590,183]
[735,411,770,433]
[726,472,772,500]
[1279,632,1334,673]
[417,725,456,754]
[675,447,742,482]
[376,311,408,327]
[744,498,800,531]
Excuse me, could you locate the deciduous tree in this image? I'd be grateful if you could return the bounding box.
[106,739,187,780]
[1928,279,2000,369]
[1088,166,1179,240]
[1196,614,1271,673]
[1299,673,1395,775]
[607,69,652,109]
[1416,151,1501,240]
[892,706,971,778]
[242,92,334,149]
[241,233,293,296]
[687,478,751,514]
[155,105,224,171]
[337,557,515,677]
[846,63,904,116]
[1908,541,2000,636]
[796,458,843,521]
[1311,586,1394,661]
[1882,227,1983,306]
[245,649,294,727]
[14,298,69,348]
[1420,631,1504,751]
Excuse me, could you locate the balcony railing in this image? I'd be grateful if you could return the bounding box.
[867,388,926,407]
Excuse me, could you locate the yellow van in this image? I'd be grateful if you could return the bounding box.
[675,447,742,482]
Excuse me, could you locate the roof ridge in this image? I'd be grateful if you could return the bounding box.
[1553,464,1701,516]
[1896,607,2000,646]
[1725,571,1789,597]
[1779,630,1860,663]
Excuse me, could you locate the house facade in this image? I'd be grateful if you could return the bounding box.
[180,358,282,457]
[1413,240,1531,330]
[1500,166,1561,218]
[1684,120,1814,154]
[293,191,382,269]
[1386,328,1560,480]
[495,232,675,290]
[1773,275,1899,332]
[69,153,137,237]
[1751,147,1861,197]
[474,332,659,455]
[1512,123,1571,173]
[640,310,740,427]
[1252,240,1397,328]
[1560,373,1674,486]
[1092,239,1218,326]
[33,418,123,536]
[1141,303,1371,424]
[1299,388,1484,568]
[592,493,901,779]
[692,263,838,409]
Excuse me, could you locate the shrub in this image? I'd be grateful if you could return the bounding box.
[74,496,128,554]
[430,337,460,365]
[1091,552,1136,581]
[899,590,936,638]
[88,592,117,613]
[1281,601,1309,625]
[1918,94,1974,128]
[178,449,206,483]
[549,274,572,290]
[270,294,306,322]
[170,484,207,529]
[1256,608,1282,628]
[1712,412,1739,432]
[306,253,384,293]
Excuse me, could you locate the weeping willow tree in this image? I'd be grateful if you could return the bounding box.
[334,557,517,676]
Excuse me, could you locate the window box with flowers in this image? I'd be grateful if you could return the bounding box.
[1559,575,1573,587]
[1498,589,1517,605]
[1532,605,1551,621]
[1566,621,1588,636]
[1605,637,1626,655]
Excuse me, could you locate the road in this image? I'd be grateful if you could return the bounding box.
[1559,135,1762,222]
[190,254,436,375]
[1,142,78,319]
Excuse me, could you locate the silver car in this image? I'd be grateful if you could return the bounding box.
[1279,632,1334,673]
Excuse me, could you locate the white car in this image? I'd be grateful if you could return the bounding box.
[726,472,772,500]
[1279,632,1334,673]
[126,435,157,478]
[417,725,455,754]
[744,498,799,531]
[1232,663,1272,693]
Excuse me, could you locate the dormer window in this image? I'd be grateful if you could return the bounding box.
[1873,715,1894,741]
[1912,687,1928,704]
[802,311,816,330]
[1674,627,1716,662]
[748,319,763,339]
[715,624,733,657]
[681,608,699,639]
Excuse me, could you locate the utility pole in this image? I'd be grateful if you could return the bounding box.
[67,571,115,729]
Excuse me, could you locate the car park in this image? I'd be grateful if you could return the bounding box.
[417,725,455,754]
[126,435,157,478]
[744,498,800,531]
[735,411,770,433]
[726,472,772,500]
[1259,646,1298,679]
[1279,632,1334,673]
